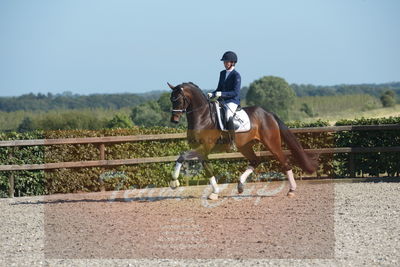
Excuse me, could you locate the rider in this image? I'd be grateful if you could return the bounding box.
[208,51,241,150]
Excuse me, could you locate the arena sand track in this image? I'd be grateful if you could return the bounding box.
[1,181,399,266]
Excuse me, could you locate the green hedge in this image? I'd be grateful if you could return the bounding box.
[334,117,400,177]
[0,117,399,197]
[0,131,45,197]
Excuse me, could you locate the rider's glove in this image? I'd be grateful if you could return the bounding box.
[208,91,222,101]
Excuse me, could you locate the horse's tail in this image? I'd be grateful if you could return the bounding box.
[273,114,318,174]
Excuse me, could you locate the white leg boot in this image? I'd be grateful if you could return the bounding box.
[170,162,182,189]
[208,176,219,200]
[238,167,254,194]
[286,169,296,197]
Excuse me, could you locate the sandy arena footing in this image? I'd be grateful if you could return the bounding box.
[0,181,399,266]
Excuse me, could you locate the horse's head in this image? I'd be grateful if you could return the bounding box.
[168,82,190,124]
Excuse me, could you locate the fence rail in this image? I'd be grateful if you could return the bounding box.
[1,146,400,172]
[1,124,399,147]
[1,124,399,197]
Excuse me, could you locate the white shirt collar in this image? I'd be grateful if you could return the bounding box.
[226,66,235,72]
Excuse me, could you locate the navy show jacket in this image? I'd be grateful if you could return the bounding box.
[213,69,241,105]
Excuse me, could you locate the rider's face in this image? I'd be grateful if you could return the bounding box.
[223,61,235,70]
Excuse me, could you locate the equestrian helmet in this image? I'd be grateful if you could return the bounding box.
[220,51,238,63]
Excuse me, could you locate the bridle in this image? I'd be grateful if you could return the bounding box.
[170,86,217,126]
[171,87,190,114]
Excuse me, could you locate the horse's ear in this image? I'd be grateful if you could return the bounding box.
[167,82,175,90]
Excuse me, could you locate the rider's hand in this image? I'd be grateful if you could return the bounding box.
[208,91,221,101]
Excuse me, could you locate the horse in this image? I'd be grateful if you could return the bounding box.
[167,82,317,200]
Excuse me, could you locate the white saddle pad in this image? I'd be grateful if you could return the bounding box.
[214,102,251,132]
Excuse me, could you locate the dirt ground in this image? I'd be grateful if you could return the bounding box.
[42,181,334,259]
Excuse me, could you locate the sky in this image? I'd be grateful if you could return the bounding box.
[0,0,399,96]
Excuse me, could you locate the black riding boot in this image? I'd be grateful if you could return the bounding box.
[227,118,237,151]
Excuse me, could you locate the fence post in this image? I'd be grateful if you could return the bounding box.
[349,153,356,177]
[8,148,14,198]
[8,172,14,198]
[98,143,105,192]
[99,143,105,161]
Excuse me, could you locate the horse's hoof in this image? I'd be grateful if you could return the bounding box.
[169,180,180,189]
[287,190,295,198]
[237,182,244,194]
[208,193,219,200]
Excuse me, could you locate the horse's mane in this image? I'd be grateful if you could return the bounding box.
[186,82,200,88]
[181,82,208,101]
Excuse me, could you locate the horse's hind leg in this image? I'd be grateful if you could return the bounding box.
[201,159,220,200]
[237,143,261,194]
[260,129,297,197]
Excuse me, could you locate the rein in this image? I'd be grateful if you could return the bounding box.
[171,87,217,126]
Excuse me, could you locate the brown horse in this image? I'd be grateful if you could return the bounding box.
[168,82,317,199]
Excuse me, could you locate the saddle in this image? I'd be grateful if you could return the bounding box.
[214,102,251,133]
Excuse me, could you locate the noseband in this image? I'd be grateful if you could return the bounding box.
[171,87,190,114]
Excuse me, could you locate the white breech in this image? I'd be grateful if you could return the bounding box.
[224,102,238,122]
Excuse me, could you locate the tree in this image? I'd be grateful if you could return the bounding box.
[239,86,249,100]
[300,103,316,117]
[106,114,134,129]
[17,117,35,132]
[130,101,163,126]
[157,92,171,112]
[246,76,296,120]
[380,90,396,107]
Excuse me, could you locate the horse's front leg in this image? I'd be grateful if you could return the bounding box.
[171,149,219,200]
[170,149,202,188]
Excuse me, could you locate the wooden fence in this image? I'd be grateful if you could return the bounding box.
[1,124,400,197]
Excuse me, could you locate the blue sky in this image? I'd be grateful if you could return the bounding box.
[0,0,399,96]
